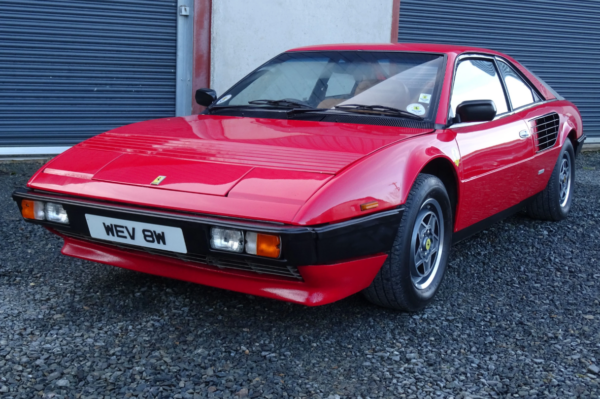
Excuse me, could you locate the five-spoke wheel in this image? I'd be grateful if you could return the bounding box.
[410,199,444,290]
[527,140,575,221]
[364,174,452,311]
[558,153,572,208]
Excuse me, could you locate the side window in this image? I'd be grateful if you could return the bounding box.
[325,72,356,97]
[450,59,508,118]
[498,61,536,109]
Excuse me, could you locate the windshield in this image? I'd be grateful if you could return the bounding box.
[215,51,445,119]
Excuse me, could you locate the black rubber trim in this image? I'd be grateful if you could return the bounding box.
[452,198,530,244]
[313,209,403,264]
[207,107,436,130]
[13,188,403,267]
[574,134,586,158]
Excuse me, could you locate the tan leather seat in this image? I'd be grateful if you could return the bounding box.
[318,79,380,108]
[354,79,379,96]
[318,97,346,109]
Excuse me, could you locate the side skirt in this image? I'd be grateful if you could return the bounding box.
[452,198,531,244]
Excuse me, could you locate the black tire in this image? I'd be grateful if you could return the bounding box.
[527,140,575,221]
[363,174,453,311]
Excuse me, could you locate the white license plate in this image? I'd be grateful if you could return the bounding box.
[85,214,187,254]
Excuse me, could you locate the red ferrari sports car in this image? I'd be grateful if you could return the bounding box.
[14,43,585,311]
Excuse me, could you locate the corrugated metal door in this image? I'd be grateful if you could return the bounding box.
[398,0,600,139]
[0,0,177,147]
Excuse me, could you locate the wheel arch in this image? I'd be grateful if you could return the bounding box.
[567,129,579,154]
[559,103,583,153]
[418,156,459,225]
[292,134,461,226]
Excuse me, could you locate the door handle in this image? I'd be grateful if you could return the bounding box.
[519,130,531,139]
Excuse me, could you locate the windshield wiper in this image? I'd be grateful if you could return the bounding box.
[334,104,424,120]
[248,99,313,109]
[207,99,314,114]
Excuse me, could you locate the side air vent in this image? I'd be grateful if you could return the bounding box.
[530,113,560,152]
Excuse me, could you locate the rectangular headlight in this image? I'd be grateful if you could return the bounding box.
[45,202,69,224]
[210,227,244,253]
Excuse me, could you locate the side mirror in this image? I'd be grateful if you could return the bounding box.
[195,88,217,106]
[455,100,497,124]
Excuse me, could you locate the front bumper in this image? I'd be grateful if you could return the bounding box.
[60,233,388,305]
[13,188,401,305]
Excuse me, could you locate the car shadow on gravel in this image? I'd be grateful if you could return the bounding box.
[71,262,399,322]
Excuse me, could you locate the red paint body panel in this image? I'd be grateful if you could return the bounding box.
[30,173,303,223]
[60,234,387,306]
[78,116,427,173]
[228,168,332,205]
[93,154,253,196]
[452,115,533,230]
[454,100,582,231]
[45,148,121,175]
[21,43,584,307]
[293,131,459,225]
[29,116,432,224]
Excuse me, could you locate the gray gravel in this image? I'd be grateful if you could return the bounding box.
[1,152,599,399]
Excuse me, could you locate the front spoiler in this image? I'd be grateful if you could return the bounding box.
[60,232,388,306]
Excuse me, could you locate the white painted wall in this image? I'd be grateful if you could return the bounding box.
[210,0,394,94]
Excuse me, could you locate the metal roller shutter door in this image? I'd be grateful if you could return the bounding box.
[398,0,600,139]
[0,0,177,147]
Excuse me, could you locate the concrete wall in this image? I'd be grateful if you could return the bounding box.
[210,0,395,94]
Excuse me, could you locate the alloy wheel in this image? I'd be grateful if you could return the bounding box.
[559,153,572,208]
[410,198,444,290]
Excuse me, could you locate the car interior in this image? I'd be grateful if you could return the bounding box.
[315,60,437,117]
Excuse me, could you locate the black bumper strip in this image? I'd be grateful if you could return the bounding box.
[13,188,403,270]
[575,134,587,158]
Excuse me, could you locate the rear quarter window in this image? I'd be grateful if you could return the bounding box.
[498,61,537,109]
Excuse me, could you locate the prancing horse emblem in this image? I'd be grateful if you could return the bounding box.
[151,176,166,185]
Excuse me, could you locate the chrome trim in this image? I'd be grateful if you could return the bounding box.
[519,130,531,139]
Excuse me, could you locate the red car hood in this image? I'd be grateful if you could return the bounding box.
[30,115,432,222]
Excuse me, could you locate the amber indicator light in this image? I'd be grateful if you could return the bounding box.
[21,199,35,219]
[257,234,281,258]
[360,201,379,211]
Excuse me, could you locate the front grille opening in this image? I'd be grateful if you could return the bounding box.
[531,113,560,152]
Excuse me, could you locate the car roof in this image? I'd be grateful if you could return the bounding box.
[287,42,503,56]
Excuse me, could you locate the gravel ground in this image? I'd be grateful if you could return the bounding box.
[0,152,599,399]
